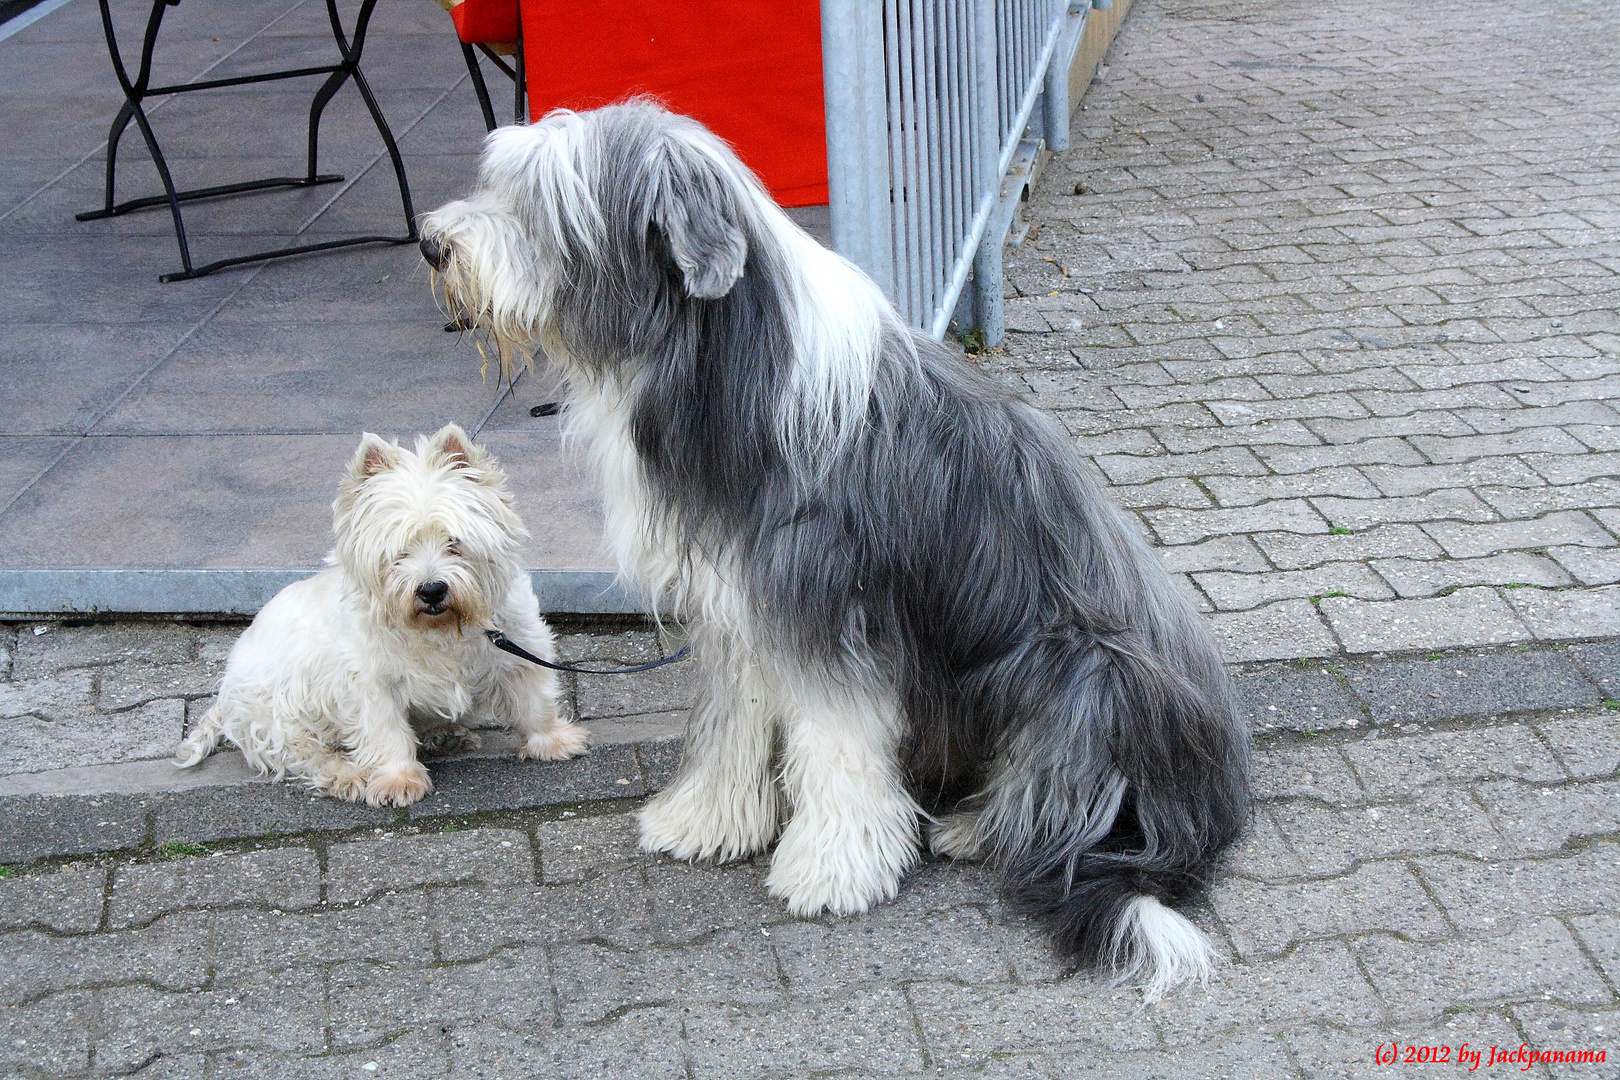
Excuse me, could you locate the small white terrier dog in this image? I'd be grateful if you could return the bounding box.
[174,424,589,806]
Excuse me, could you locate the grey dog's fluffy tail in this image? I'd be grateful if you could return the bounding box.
[988,635,1250,1002]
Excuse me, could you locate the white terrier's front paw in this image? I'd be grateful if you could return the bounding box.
[365,762,433,807]
[766,811,919,917]
[518,721,590,761]
[324,762,370,803]
[638,777,777,863]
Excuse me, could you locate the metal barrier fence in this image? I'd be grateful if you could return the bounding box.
[821,0,1092,346]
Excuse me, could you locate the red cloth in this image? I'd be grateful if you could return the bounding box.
[520,1,828,207]
[449,0,519,47]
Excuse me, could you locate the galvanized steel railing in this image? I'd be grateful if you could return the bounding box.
[821,0,1091,345]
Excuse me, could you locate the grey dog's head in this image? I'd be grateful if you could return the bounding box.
[419,102,770,377]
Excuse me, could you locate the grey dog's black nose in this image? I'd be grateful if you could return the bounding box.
[419,237,449,270]
[416,580,449,606]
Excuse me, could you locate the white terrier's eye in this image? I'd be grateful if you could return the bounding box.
[446,539,462,557]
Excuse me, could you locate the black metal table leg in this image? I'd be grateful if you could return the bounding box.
[77,0,417,282]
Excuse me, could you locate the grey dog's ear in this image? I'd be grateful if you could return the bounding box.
[650,137,748,300]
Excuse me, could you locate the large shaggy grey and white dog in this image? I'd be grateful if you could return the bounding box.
[421,102,1250,999]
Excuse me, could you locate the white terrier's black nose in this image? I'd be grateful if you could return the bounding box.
[416,580,450,606]
[419,237,449,270]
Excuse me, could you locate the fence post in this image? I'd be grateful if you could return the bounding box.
[968,0,1001,340]
[821,0,895,300]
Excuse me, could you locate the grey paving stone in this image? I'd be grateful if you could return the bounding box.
[329,946,553,1047]
[1570,912,1620,986]
[0,693,184,774]
[98,659,224,711]
[1270,789,1510,876]
[1209,600,1340,663]
[1346,724,1567,800]
[433,872,654,960]
[0,790,149,863]
[216,1027,448,1080]
[1370,553,1573,598]
[326,828,532,904]
[1153,940,1384,1049]
[1310,490,1497,531]
[1507,583,1620,641]
[1051,1035,1298,1080]
[447,1012,688,1080]
[211,893,437,982]
[1474,778,1620,856]
[1320,589,1530,654]
[642,858,789,943]
[1569,641,1620,697]
[1354,918,1611,1021]
[908,978,1155,1064]
[552,930,782,1022]
[9,623,193,680]
[1509,1001,1620,1080]
[1222,810,1308,882]
[108,846,319,928]
[1537,711,1620,779]
[2,910,209,1006]
[1110,476,1214,510]
[0,863,106,932]
[1547,544,1620,586]
[533,810,648,884]
[1283,1015,1527,1080]
[1361,458,1549,498]
[95,971,327,1073]
[1145,500,1330,546]
[638,732,685,791]
[0,989,94,1079]
[1211,861,1448,961]
[771,908,1011,997]
[1256,524,1444,571]
[406,741,647,818]
[1252,743,1364,804]
[1203,468,1379,508]
[1155,534,1271,575]
[1195,564,1394,611]
[1423,511,1616,559]
[146,780,393,846]
[1345,652,1600,724]
[1480,478,1620,521]
[1236,669,1366,735]
[1417,845,1620,934]
[685,988,928,1078]
[576,660,700,721]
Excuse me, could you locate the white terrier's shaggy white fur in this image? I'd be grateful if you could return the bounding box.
[174,424,588,806]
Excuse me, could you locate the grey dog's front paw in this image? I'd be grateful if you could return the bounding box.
[417,723,483,757]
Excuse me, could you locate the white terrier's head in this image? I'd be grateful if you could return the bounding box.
[332,424,526,631]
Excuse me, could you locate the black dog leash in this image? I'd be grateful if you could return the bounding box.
[486,629,691,675]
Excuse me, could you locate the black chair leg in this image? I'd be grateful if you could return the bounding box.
[461,41,498,133]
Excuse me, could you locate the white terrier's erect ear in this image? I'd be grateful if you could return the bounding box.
[651,136,748,300]
[425,423,498,479]
[348,433,399,482]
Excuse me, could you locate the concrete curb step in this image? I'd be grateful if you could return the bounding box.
[4,640,1619,865]
[0,728,683,865]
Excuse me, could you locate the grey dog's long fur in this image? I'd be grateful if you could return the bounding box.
[425,103,1251,986]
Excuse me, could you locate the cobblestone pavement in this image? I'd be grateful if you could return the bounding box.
[997,0,1620,663]
[2,660,1619,1079]
[6,0,1620,1076]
